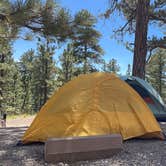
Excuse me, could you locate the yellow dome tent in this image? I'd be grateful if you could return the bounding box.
[22,73,164,143]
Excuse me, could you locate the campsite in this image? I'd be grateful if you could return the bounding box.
[0,0,166,165]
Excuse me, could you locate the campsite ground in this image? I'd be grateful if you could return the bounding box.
[0,116,166,166]
[6,114,35,127]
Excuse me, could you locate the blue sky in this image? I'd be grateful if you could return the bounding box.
[13,0,164,74]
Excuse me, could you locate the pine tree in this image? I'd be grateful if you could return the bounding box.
[0,1,104,115]
[10,62,23,114]
[59,43,75,83]
[31,37,56,112]
[106,58,120,74]
[105,0,166,79]
[126,64,131,76]
[101,59,107,72]
[0,41,23,114]
[0,0,73,41]
[73,10,104,74]
[0,0,72,115]
[146,48,166,99]
[19,49,35,113]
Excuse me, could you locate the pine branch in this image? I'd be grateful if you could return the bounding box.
[0,13,9,22]
[149,11,166,23]
[146,37,166,64]
[113,11,136,35]
[24,24,43,32]
[148,37,166,50]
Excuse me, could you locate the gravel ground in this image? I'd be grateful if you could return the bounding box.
[0,123,166,166]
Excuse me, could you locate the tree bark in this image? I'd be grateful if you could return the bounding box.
[0,53,5,115]
[158,54,162,95]
[44,59,48,103]
[65,63,69,83]
[132,0,150,79]
[43,39,49,104]
[83,44,88,74]
[21,83,28,112]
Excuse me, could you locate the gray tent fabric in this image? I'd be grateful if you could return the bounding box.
[121,76,165,105]
[120,76,166,121]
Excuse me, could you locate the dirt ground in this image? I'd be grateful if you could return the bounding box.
[0,117,166,166]
[6,115,35,127]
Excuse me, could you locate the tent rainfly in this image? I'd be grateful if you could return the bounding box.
[22,73,164,143]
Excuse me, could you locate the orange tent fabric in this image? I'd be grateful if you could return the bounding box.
[22,73,164,143]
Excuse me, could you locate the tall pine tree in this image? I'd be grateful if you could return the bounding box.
[0,40,23,114]
[73,10,104,74]
[19,49,35,113]
[105,0,166,79]
[106,58,120,74]
[31,37,56,112]
[126,64,132,76]
[59,43,75,83]
[146,48,166,99]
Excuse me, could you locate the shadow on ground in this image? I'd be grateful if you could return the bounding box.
[0,127,45,166]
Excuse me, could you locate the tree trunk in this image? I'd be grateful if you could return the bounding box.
[158,54,162,95]
[0,53,5,115]
[44,39,49,104]
[132,0,150,79]
[65,65,69,83]
[43,58,48,104]
[21,83,28,112]
[83,44,88,74]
